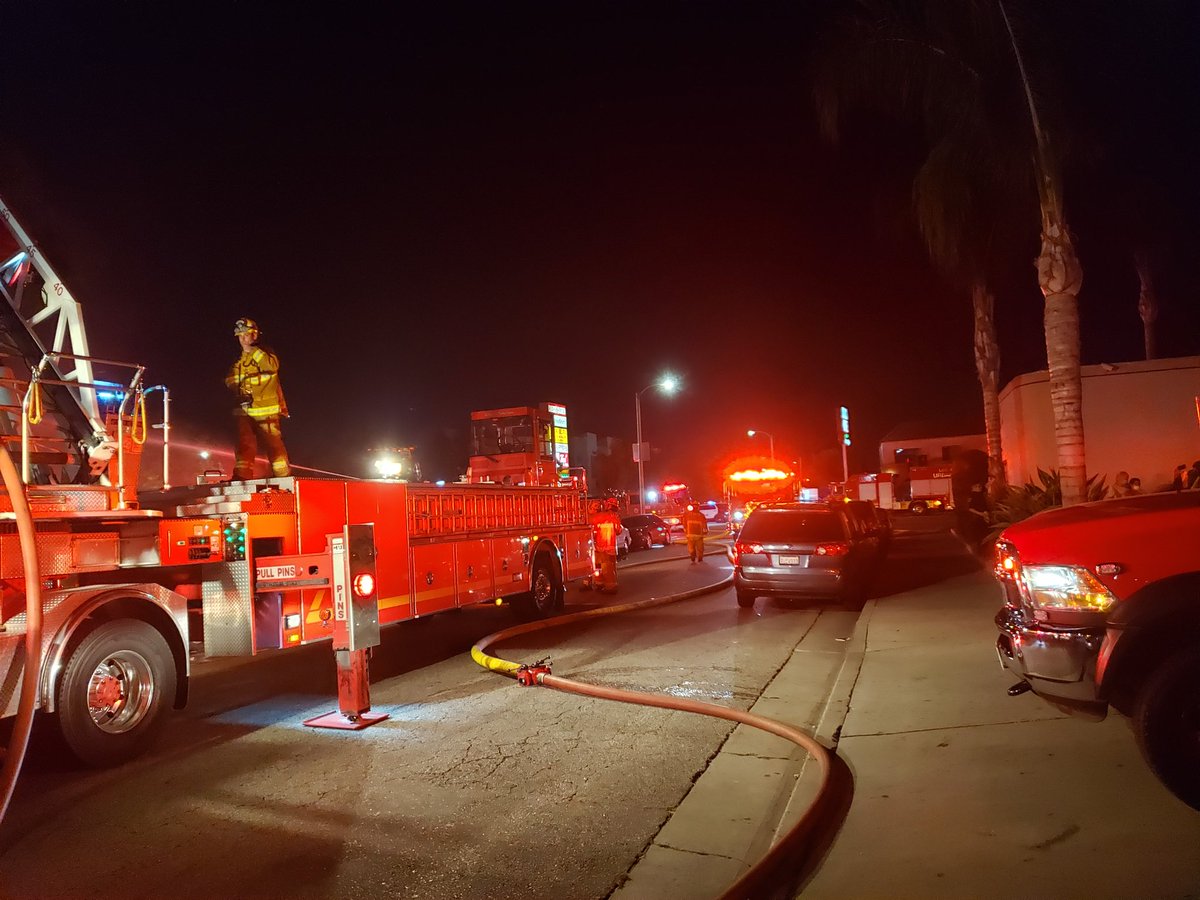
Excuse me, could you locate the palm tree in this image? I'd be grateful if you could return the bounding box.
[814,0,1089,505]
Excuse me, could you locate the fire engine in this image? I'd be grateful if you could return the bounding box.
[468,402,575,486]
[0,197,594,766]
[846,465,954,513]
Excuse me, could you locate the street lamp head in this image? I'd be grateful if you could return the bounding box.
[658,374,680,394]
[746,429,756,438]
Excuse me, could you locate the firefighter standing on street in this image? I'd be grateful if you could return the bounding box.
[683,500,709,563]
[226,318,291,480]
[590,498,623,593]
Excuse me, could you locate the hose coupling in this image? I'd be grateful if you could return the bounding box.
[516,657,552,686]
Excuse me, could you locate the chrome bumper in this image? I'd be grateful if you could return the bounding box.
[994,603,1108,718]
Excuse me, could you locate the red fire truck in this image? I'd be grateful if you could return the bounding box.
[467,402,574,486]
[0,197,593,766]
[846,465,954,513]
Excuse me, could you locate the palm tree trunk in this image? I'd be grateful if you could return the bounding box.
[1037,197,1087,506]
[1136,251,1158,360]
[1001,2,1088,507]
[972,281,1006,500]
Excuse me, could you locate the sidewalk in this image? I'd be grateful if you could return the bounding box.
[800,531,1200,897]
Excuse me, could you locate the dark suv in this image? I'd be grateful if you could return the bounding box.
[730,503,873,608]
[621,514,672,550]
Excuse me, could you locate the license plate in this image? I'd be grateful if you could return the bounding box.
[779,555,801,566]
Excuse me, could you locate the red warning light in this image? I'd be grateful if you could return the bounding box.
[352,572,376,599]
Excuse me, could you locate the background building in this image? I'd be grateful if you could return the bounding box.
[1000,355,1200,492]
[878,421,986,474]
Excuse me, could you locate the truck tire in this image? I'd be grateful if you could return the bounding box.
[736,590,755,609]
[1133,645,1200,810]
[56,619,177,768]
[523,554,563,618]
[910,500,928,514]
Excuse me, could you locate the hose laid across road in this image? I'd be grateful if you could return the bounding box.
[0,444,42,827]
[471,562,835,900]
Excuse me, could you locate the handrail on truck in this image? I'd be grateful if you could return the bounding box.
[19,352,171,502]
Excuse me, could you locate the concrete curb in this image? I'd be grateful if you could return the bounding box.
[768,597,876,849]
[815,598,876,748]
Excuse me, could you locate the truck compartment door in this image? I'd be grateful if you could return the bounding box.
[491,537,529,599]
[455,540,494,606]
[412,543,456,615]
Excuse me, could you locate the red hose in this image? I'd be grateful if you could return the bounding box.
[472,572,836,899]
[0,444,42,825]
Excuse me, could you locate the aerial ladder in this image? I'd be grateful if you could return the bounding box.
[0,196,166,507]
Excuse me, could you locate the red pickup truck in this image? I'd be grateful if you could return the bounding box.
[994,490,1200,810]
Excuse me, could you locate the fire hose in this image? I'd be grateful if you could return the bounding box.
[472,569,835,900]
[0,443,42,826]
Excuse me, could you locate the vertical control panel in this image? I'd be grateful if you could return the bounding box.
[222,516,248,561]
[330,523,379,652]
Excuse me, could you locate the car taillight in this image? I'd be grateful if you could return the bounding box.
[732,542,764,565]
[815,542,849,556]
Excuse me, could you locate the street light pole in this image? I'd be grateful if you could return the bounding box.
[635,388,645,515]
[634,374,680,515]
[747,429,775,461]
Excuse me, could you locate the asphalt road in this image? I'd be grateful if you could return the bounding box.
[0,539,840,899]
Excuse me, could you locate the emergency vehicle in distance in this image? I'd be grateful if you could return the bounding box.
[653,480,690,533]
[845,465,954,513]
[722,456,799,535]
[0,198,594,767]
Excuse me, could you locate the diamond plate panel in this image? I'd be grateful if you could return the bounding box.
[27,486,112,512]
[0,532,122,579]
[202,560,254,656]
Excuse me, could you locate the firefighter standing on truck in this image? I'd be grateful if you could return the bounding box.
[226,317,291,480]
[683,501,708,563]
[590,497,623,593]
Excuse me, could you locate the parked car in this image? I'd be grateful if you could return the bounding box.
[697,500,727,523]
[622,514,672,550]
[730,502,875,609]
[843,500,887,558]
[994,490,1200,810]
[615,524,631,560]
[872,505,893,552]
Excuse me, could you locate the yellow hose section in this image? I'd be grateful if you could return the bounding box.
[130,390,148,445]
[26,380,42,425]
[470,572,733,678]
[470,643,523,675]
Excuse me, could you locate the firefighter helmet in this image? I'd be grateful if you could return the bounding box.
[234,317,260,337]
[604,498,620,511]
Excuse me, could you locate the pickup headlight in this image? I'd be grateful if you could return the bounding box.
[1020,565,1117,612]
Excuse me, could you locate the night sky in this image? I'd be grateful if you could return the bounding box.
[1,2,1197,493]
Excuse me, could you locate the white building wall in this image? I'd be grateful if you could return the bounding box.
[999,356,1200,492]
